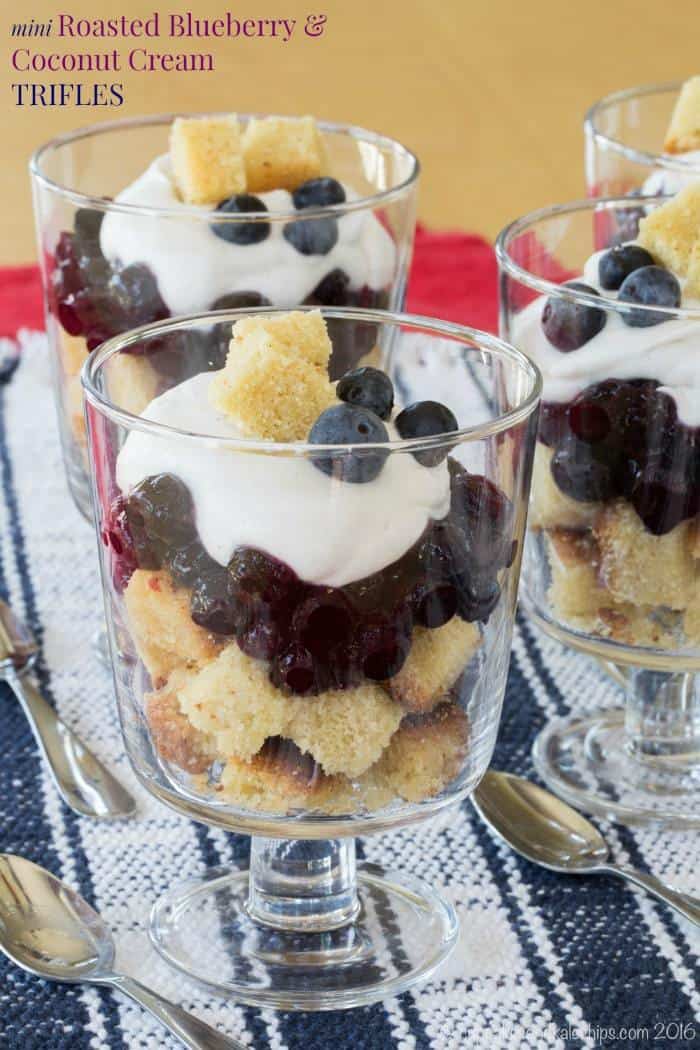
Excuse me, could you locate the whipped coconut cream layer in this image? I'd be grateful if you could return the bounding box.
[641,150,700,197]
[514,249,700,427]
[100,155,397,315]
[116,371,451,588]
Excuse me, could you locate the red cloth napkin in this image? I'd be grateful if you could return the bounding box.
[0,226,499,339]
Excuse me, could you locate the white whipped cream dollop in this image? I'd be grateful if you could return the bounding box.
[116,372,451,587]
[100,155,397,315]
[641,150,700,197]
[513,249,700,427]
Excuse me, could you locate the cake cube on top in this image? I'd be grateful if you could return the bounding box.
[638,183,700,295]
[170,114,246,205]
[209,310,336,442]
[663,76,700,154]
[242,116,328,193]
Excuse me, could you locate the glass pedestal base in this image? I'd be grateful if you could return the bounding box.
[533,710,700,830]
[149,863,458,1011]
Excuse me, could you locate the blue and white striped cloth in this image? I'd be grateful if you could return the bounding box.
[1,334,698,1050]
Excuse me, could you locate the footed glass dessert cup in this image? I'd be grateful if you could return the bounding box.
[497,196,700,829]
[31,113,419,523]
[81,306,540,1009]
[585,81,700,203]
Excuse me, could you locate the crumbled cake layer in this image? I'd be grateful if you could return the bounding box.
[664,76,700,154]
[242,116,328,193]
[209,310,336,441]
[124,569,222,684]
[638,183,700,296]
[595,501,699,610]
[545,527,679,648]
[187,702,468,814]
[373,703,468,803]
[146,670,216,773]
[177,642,402,777]
[388,617,480,713]
[170,115,246,205]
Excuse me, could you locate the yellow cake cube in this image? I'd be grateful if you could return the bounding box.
[664,75,700,154]
[209,310,335,441]
[242,116,328,192]
[170,115,246,205]
[388,618,480,713]
[124,569,222,684]
[638,183,700,294]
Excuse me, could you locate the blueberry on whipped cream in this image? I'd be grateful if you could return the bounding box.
[211,193,270,245]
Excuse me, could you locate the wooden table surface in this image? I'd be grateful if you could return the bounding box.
[3,0,698,264]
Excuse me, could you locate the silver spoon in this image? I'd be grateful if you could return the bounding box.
[0,854,246,1050]
[473,769,700,927]
[0,599,135,819]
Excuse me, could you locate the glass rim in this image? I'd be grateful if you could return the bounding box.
[81,305,542,452]
[584,79,700,174]
[495,195,700,321]
[29,112,420,223]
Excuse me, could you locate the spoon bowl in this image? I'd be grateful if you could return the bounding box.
[0,855,245,1049]
[0,855,114,982]
[473,770,700,927]
[473,770,610,872]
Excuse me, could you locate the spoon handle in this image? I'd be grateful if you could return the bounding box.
[108,975,247,1050]
[6,669,136,820]
[602,863,700,927]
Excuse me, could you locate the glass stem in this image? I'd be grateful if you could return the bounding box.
[625,669,700,772]
[246,837,361,932]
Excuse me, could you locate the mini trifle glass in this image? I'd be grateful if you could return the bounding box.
[81,306,540,1008]
[585,79,700,235]
[497,193,700,829]
[30,113,419,521]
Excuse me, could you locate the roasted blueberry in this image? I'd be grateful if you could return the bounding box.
[128,473,197,549]
[228,547,300,609]
[448,464,514,571]
[336,366,394,420]
[210,291,272,310]
[326,641,363,691]
[292,592,354,657]
[190,569,239,635]
[358,617,410,680]
[550,435,619,502]
[598,244,655,291]
[292,177,346,210]
[109,264,168,328]
[416,519,470,581]
[283,217,338,256]
[310,403,389,483]
[271,643,316,695]
[618,266,681,327]
[395,401,458,466]
[630,460,698,535]
[236,611,283,661]
[411,579,458,629]
[456,575,501,623]
[212,194,270,245]
[305,269,350,306]
[74,208,104,255]
[541,281,607,351]
[167,540,219,588]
